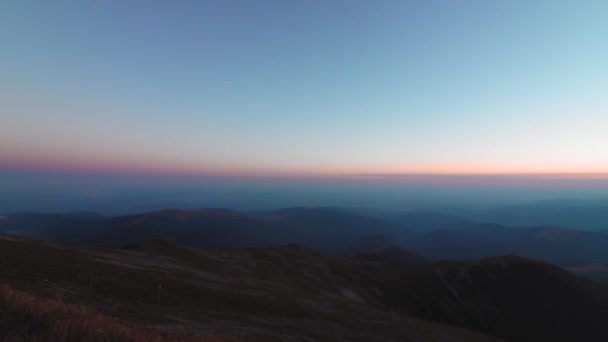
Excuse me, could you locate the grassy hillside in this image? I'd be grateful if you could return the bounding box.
[0,283,235,342]
[0,234,499,341]
[3,232,608,341]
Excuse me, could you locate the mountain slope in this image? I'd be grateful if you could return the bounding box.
[0,234,500,341]
[377,256,608,341]
[3,234,608,341]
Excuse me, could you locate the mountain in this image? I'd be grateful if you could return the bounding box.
[262,207,413,253]
[348,233,397,253]
[2,234,608,341]
[387,210,475,232]
[381,255,608,341]
[0,234,499,341]
[91,208,279,249]
[0,212,107,242]
[406,228,508,260]
[83,207,413,255]
[349,247,427,264]
[1,207,410,255]
[340,208,475,232]
[406,224,608,266]
[6,207,608,272]
[465,199,608,231]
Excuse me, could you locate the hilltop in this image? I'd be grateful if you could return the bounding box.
[2,234,608,341]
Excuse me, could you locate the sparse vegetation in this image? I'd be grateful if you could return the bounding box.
[4,232,607,341]
[0,284,236,342]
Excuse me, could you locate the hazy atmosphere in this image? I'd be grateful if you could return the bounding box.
[2,1,607,215]
[1,1,608,341]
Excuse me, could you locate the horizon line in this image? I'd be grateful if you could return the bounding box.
[2,164,608,180]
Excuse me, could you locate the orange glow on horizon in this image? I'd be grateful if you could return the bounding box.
[1,152,607,180]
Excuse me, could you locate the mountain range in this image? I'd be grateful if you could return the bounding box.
[2,206,608,276]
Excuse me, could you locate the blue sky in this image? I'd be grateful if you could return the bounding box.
[1,0,607,176]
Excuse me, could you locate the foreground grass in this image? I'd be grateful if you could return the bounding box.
[0,283,236,342]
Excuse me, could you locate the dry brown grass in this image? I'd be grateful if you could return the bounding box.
[0,283,238,342]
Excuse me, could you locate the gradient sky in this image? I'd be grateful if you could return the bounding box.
[1,0,607,177]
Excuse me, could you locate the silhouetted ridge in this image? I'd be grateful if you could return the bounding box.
[122,239,181,252]
[350,247,427,264]
[349,233,396,253]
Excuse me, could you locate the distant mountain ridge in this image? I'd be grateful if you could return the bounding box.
[463,198,608,230]
[2,206,608,274]
[405,224,608,266]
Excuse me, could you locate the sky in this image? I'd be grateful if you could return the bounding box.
[1,0,607,181]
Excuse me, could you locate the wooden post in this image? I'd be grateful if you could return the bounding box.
[157,282,162,323]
